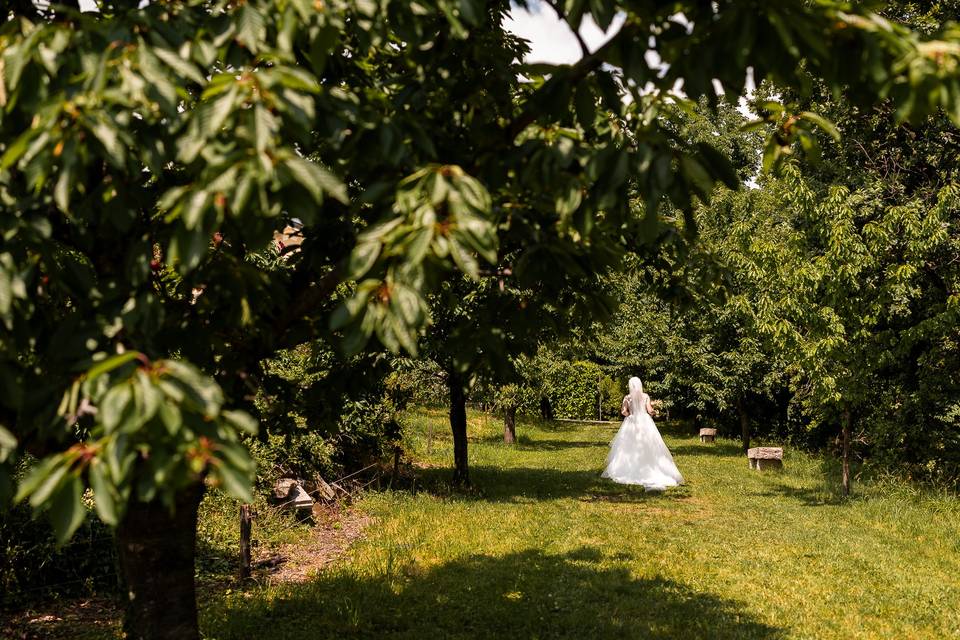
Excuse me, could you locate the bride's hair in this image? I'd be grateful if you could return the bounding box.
[628,377,644,413]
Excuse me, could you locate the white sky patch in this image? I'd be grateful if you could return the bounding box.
[503,2,625,64]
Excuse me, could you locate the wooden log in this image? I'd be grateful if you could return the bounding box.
[699,428,717,443]
[747,447,784,470]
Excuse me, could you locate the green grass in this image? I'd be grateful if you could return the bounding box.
[201,408,960,639]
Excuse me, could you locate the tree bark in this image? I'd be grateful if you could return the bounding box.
[539,395,553,420]
[239,503,252,581]
[116,484,205,640]
[448,372,469,486]
[736,396,750,453]
[503,405,517,444]
[841,408,852,497]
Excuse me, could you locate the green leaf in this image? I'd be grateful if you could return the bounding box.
[198,87,238,139]
[152,46,206,85]
[27,460,69,508]
[88,459,118,526]
[449,237,479,279]
[100,383,133,433]
[696,142,740,190]
[0,129,39,170]
[799,111,841,142]
[347,241,381,279]
[761,139,782,174]
[0,425,15,463]
[253,104,275,153]
[157,401,182,435]
[282,157,348,204]
[222,410,258,436]
[48,475,86,544]
[739,119,768,133]
[14,456,60,505]
[87,352,140,382]
[54,161,74,214]
[236,5,267,53]
[135,370,162,423]
[212,458,253,502]
[88,117,126,167]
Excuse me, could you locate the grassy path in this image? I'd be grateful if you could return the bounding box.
[203,409,960,639]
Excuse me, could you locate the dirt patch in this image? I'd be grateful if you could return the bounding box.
[1,596,123,640]
[250,506,373,585]
[2,507,372,638]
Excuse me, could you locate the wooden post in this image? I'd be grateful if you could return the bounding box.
[391,445,401,488]
[597,374,602,421]
[239,503,252,581]
[842,408,852,497]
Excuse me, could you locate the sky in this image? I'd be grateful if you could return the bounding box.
[75,0,601,64]
[501,2,625,64]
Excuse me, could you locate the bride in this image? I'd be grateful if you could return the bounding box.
[601,377,684,490]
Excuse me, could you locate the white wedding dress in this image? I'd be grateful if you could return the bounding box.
[602,380,683,490]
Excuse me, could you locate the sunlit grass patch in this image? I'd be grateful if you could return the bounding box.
[202,408,960,640]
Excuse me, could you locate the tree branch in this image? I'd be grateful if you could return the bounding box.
[545,0,590,59]
[508,22,639,140]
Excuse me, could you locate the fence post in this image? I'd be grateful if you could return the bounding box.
[239,503,252,581]
[391,445,401,488]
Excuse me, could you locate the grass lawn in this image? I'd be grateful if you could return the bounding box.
[202,408,960,639]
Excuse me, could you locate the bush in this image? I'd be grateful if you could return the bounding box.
[539,360,622,420]
[251,343,405,487]
[0,463,117,609]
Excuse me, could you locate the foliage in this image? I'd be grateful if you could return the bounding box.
[530,354,621,420]
[4,0,960,534]
[0,476,116,609]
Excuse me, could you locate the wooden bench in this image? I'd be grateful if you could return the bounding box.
[699,428,718,443]
[747,447,783,470]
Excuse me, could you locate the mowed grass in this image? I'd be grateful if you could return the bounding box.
[202,408,960,639]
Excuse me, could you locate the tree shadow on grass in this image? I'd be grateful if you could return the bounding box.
[205,547,785,640]
[669,442,744,459]
[753,457,851,507]
[475,434,610,452]
[412,465,692,504]
[756,482,846,507]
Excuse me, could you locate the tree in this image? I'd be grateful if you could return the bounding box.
[5,0,960,636]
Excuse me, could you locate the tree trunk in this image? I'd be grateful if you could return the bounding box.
[841,408,852,497]
[116,484,205,640]
[540,396,553,420]
[239,503,252,581]
[503,405,517,444]
[448,372,469,486]
[736,397,750,453]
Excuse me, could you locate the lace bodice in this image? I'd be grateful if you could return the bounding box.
[621,393,650,417]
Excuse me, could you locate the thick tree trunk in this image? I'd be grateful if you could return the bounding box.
[503,405,517,444]
[736,397,750,453]
[116,484,205,640]
[448,373,469,486]
[841,408,852,497]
